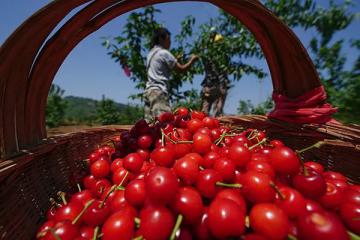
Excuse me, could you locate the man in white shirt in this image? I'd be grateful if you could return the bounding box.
[144,27,198,122]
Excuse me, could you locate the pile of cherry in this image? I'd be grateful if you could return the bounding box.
[37,108,360,240]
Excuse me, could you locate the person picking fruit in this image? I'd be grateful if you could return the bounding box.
[144,27,199,122]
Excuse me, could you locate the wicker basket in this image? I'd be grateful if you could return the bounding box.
[0,0,359,239]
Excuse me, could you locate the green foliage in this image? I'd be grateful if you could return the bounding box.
[173,89,202,111]
[237,97,274,115]
[118,104,144,124]
[96,95,122,125]
[64,96,98,124]
[46,84,67,128]
[103,1,359,124]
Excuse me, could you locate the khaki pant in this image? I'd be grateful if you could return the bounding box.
[201,85,227,117]
[144,89,171,122]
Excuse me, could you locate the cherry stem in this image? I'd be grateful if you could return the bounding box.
[353,217,360,221]
[348,230,360,240]
[296,141,325,154]
[161,129,176,144]
[36,231,47,238]
[49,228,62,240]
[72,199,95,225]
[100,185,117,208]
[215,131,228,145]
[133,236,143,240]
[245,216,250,228]
[57,191,67,205]
[118,171,129,188]
[247,129,257,140]
[134,217,141,228]
[216,182,242,188]
[170,214,183,240]
[176,140,193,144]
[249,138,267,151]
[93,226,99,240]
[287,234,298,240]
[270,182,286,200]
[49,198,60,208]
[77,183,82,192]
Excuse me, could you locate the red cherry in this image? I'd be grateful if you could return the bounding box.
[139,205,175,240]
[123,153,144,173]
[44,220,79,240]
[90,160,110,179]
[296,211,349,240]
[193,133,212,154]
[110,158,123,173]
[215,189,247,213]
[200,151,220,169]
[82,199,110,226]
[228,143,252,167]
[124,179,146,208]
[318,181,344,209]
[137,134,153,149]
[304,161,324,173]
[250,203,290,240]
[193,208,211,240]
[187,118,204,134]
[150,146,176,167]
[292,168,327,199]
[241,171,275,204]
[70,190,94,206]
[145,167,179,204]
[173,156,199,185]
[196,169,222,199]
[212,157,236,182]
[323,171,347,182]
[190,110,206,120]
[172,187,204,224]
[268,146,300,175]
[208,198,245,238]
[175,107,189,117]
[102,206,136,240]
[339,203,360,235]
[246,160,275,179]
[274,186,306,218]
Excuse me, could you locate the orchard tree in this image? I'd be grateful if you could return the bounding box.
[96,95,121,125]
[46,84,67,128]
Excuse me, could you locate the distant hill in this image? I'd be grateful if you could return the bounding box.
[64,96,128,123]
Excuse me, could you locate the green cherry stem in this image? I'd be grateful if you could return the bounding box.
[287,234,298,240]
[93,226,100,240]
[170,214,183,240]
[49,228,62,240]
[349,231,360,240]
[133,236,143,240]
[270,182,285,200]
[134,217,141,228]
[296,141,325,154]
[100,185,117,208]
[57,191,67,205]
[216,182,242,189]
[72,199,95,225]
[248,138,267,151]
[77,183,82,192]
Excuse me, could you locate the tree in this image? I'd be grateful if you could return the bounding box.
[46,84,67,128]
[237,97,274,115]
[104,1,359,123]
[96,95,121,125]
[118,104,144,124]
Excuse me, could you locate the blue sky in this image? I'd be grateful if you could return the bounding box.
[1,1,359,114]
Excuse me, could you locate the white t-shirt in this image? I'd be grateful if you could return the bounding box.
[145,45,177,94]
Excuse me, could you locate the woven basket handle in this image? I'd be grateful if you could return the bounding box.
[0,0,322,158]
